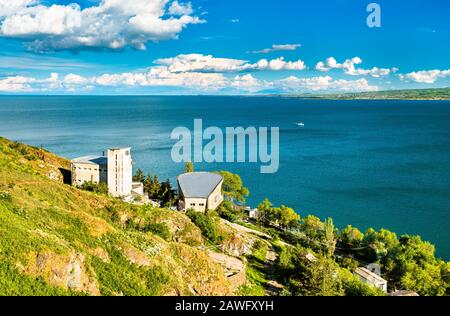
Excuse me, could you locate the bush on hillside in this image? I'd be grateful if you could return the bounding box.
[186,210,222,243]
[78,181,108,195]
[143,223,171,241]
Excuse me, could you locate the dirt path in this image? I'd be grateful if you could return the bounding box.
[263,249,284,296]
[221,220,272,239]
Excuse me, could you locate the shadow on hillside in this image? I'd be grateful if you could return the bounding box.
[247,255,284,296]
[59,168,71,185]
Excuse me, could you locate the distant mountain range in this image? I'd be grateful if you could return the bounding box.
[285,87,450,100]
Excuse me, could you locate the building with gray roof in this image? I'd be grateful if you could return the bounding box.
[71,155,108,186]
[177,172,224,212]
[354,267,388,292]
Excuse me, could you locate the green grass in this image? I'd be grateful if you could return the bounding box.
[0,136,231,296]
[0,260,81,296]
[238,265,267,296]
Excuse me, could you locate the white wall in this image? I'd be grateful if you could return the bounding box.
[71,162,105,186]
[107,148,132,197]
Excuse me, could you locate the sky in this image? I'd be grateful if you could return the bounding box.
[0,0,449,95]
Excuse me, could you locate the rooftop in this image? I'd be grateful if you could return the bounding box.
[178,172,223,198]
[71,156,107,166]
[354,267,387,284]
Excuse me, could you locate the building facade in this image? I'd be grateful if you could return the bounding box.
[71,147,134,198]
[71,156,108,186]
[177,172,224,213]
[107,148,133,197]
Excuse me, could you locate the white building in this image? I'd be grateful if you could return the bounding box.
[354,267,388,292]
[245,206,259,220]
[177,172,224,213]
[71,156,108,186]
[71,147,135,198]
[107,147,133,198]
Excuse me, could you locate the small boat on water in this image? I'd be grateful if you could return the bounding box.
[296,122,305,127]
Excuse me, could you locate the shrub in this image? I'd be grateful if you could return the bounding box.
[218,209,238,223]
[78,181,108,195]
[186,210,221,243]
[252,240,268,261]
[0,191,12,203]
[217,200,242,222]
[144,223,171,241]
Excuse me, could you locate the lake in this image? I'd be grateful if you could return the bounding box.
[1,95,449,259]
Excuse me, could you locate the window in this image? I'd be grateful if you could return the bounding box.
[125,150,130,156]
[190,203,196,207]
[199,203,205,207]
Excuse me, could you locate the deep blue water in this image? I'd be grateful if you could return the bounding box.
[1,96,450,259]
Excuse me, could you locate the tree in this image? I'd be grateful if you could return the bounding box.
[400,261,445,296]
[385,235,447,295]
[159,179,177,207]
[300,254,344,296]
[144,174,161,199]
[363,228,399,261]
[323,218,337,257]
[217,171,249,203]
[185,162,194,173]
[133,168,145,183]
[257,198,280,227]
[301,215,324,240]
[340,225,364,249]
[275,205,300,229]
[256,198,273,225]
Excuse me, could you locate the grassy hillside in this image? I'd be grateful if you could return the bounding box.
[0,137,235,296]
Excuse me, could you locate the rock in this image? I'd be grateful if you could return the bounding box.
[90,247,110,263]
[47,169,61,181]
[26,251,100,296]
[118,244,151,267]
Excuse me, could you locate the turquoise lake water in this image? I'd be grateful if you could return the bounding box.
[1,96,449,259]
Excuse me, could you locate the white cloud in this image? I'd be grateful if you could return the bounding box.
[63,73,88,84]
[230,19,239,23]
[315,57,397,78]
[0,72,61,91]
[1,71,379,94]
[230,74,270,92]
[168,1,193,16]
[0,0,204,52]
[250,44,301,54]
[93,66,227,91]
[399,69,450,83]
[0,54,384,94]
[0,0,35,16]
[154,54,306,73]
[278,75,378,92]
[0,75,35,91]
